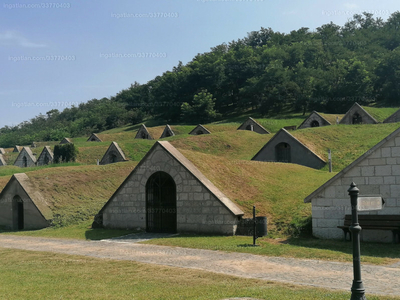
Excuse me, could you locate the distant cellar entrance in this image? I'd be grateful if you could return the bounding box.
[22,156,27,168]
[352,113,362,124]
[44,154,50,165]
[109,152,117,163]
[311,120,320,127]
[275,142,291,163]
[146,171,177,233]
[12,195,24,230]
[246,124,254,131]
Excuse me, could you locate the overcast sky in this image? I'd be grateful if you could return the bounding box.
[0,0,398,127]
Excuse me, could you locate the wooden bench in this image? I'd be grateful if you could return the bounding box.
[337,215,400,243]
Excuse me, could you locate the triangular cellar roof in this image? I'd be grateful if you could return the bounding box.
[87,133,102,142]
[37,146,54,165]
[99,142,127,165]
[189,124,211,135]
[0,148,5,155]
[14,147,37,166]
[134,124,154,140]
[252,128,326,166]
[0,154,6,166]
[97,141,244,217]
[298,111,332,129]
[0,173,53,220]
[159,125,175,139]
[339,102,378,125]
[304,125,400,203]
[60,138,72,144]
[237,117,270,134]
[383,108,400,123]
[13,146,22,153]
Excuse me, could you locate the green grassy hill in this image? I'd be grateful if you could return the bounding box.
[1,109,399,236]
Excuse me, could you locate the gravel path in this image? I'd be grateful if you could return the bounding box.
[0,235,399,297]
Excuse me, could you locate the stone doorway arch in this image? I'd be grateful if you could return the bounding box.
[146,171,177,233]
[311,120,320,127]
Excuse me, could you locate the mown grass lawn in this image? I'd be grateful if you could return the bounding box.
[0,248,397,300]
[2,223,399,267]
[143,234,400,266]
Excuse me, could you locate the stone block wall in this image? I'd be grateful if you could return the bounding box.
[299,113,331,129]
[238,119,269,134]
[311,135,400,242]
[384,110,400,124]
[102,144,239,235]
[0,181,48,230]
[14,149,36,168]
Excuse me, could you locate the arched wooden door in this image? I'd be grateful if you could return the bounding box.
[146,171,177,233]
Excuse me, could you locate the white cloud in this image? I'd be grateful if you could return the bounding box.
[343,3,359,10]
[0,31,46,48]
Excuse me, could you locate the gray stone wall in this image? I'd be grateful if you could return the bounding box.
[339,106,377,124]
[238,119,269,134]
[311,133,400,242]
[298,113,330,129]
[103,144,239,235]
[384,110,400,124]
[14,149,36,168]
[37,149,53,166]
[0,180,49,230]
[253,132,326,169]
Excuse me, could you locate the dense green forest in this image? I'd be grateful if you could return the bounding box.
[1,12,400,147]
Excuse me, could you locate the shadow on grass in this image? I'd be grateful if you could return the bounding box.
[283,236,400,260]
[84,228,140,240]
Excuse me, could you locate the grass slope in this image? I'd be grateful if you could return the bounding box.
[362,106,399,122]
[0,162,137,227]
[2,248,388,300]
[180,150,334,235]
[293,123,400,171]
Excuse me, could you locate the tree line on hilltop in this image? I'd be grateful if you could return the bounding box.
[1,12,400,147]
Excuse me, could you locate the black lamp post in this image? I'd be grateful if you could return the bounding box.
[348,182,366,300]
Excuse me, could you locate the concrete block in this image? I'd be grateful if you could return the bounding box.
[317,218,340,228]
[368,176,383,185]
[192,186,202,193]
[390,185,400,198]
[392,165,400,176]
[311,207,325,219]
[368,149,381,159]
[375,165,392,176]
[384,198,396,207]
[396,137,400,147]
[380,185,391,198]
[325,186,336,198]
[346,167,361,177]
[392,147,400,157]
[335,186,346,198]
[384,176,396,185]
[361,166,374,177]
[387,158,397,165]
[368,158,386,166]
[381,147,391,158]
[193,193,203,201]
[324,208,346,219]
[357,184,380,195]
[315,198,333,207]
